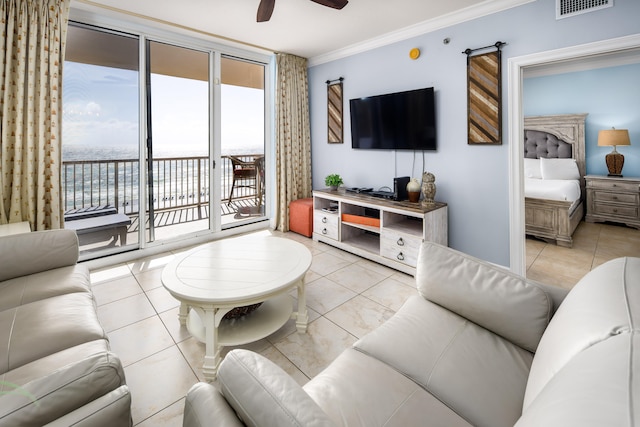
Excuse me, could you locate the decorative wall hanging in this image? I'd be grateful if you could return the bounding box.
[464,41,506,145]
[326,77,344,144]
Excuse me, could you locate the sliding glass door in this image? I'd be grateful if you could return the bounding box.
[62,24,141,257]
[220,56,266,227]
[63,21,272,259]
[145,41,210,243]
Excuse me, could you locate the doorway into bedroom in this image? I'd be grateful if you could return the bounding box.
[520,48,640,288]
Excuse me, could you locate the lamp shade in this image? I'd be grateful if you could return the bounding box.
[598,129,631,147]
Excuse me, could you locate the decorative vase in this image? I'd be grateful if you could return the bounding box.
[406,178,421,203]
[329,185,339,191]
[408,191,420,203]
[421,172,436,208]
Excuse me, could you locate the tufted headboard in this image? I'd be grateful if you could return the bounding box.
[524,130,573,159]
[524,113,588,192]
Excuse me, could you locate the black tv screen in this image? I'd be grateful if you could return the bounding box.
[350,87,436,150]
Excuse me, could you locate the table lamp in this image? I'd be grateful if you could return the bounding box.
[598,128,631,177]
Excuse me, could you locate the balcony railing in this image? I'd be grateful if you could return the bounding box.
[62,155,261,218]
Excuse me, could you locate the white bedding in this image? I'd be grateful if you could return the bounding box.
[525,178,581,202]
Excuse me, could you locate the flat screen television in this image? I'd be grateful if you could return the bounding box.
[349,87,436,150]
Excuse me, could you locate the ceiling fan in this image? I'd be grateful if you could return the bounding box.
[257,0,349,22]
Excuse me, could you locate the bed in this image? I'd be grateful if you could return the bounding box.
[523,113,588,247]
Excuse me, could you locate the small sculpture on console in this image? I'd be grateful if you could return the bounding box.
[421,172,436,208]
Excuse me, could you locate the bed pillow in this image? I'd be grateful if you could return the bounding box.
[540,158,580,180]
[524,158,542,179]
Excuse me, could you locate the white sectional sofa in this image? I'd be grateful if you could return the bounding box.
[183,241,639,427]
[0,229,131,426]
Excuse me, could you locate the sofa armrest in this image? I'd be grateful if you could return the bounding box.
[217,349,336,427]
[0,352,126,427]
[184,383,244,427]
[0,230,79,282]
[43,385,132,427]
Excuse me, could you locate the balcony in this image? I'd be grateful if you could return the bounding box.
[62,154,264,252]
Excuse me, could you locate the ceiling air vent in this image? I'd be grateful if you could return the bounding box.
[557,0,612,19]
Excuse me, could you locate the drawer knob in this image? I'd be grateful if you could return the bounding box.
[397,237,404,246]
[397,252,404,261]
[322,217,327,223]
[322,228,327,234]
[613,209,618,213]
[613,196,618,200]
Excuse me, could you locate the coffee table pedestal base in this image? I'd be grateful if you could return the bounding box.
[186,294,298,381]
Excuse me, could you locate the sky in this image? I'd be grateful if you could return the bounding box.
[62,61,265,158]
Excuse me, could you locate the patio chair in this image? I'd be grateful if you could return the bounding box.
[255,156,265,207]
[227,156,257,205]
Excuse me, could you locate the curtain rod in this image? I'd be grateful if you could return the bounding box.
[462,41,506,56]
[326,77,344,85]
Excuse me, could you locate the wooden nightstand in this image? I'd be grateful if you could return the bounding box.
[585,175,640,229]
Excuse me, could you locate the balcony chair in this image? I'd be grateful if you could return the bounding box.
[227,156,257,205]
[255,156,265,207]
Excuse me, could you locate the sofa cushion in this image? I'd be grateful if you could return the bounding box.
[0,351,126,427]
[522,257,640,410]
[416,242,553,353]
[516,333,639,426]
[218,349,336,427]
[0,230,79,282]
[0,293,107,375]
[304,348,471,427]
[354,295,533,427]
[0,264,91,312]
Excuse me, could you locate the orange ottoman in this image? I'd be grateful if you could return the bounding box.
[289,198,313,237]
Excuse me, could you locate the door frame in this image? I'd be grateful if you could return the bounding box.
[507,33,640,276]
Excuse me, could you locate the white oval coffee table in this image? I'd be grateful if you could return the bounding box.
[162,235,312,381]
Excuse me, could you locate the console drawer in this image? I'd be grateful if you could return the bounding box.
[587,179,639,193]
[314,211,339,240]
[592,191,638,205]
[380,230,421,267]
[592,202,638,219]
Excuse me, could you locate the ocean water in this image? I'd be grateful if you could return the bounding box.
[61,144,262,214]
[62,144,262,161]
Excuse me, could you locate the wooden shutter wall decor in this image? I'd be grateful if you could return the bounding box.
[327,77,344,144]
[465,42,506,145]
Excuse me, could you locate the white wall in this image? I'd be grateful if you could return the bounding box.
[308,0,640,267]
[524,63,640,177]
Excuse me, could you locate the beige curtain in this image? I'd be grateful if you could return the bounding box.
[274,53,312,232]
[0,0,70,230]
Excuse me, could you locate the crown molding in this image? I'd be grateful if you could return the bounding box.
[523,47,640,78]
[308,0,535,67]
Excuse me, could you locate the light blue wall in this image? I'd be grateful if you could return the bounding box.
[524,63,640,177]
[308,0,640,267]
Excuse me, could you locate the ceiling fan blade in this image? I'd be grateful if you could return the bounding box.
[310,0,348,10]
[257,0,276,22]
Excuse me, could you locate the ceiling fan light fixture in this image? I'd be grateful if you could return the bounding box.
[257,0,275,22]
[257,0,348,22]
[310,0,349,9]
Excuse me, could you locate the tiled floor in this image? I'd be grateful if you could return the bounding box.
[91,222,640,426]
[526,221,640,290]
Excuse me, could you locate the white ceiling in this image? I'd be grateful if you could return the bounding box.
[73,0,532,64]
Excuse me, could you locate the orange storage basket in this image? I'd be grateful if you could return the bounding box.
[341,213,380,228]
